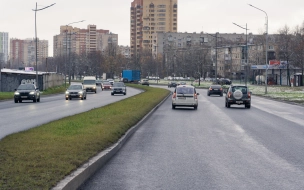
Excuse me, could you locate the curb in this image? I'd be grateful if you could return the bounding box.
[52,92,172,190]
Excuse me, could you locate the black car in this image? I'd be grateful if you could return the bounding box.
[111,82,127,95]
[65,84,87,100]
[14,84,40,103]
[168,81,177,88]
[225,85,251,108]
[218,78,232,85]
[207,85,223,96]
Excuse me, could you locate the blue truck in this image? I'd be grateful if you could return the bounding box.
[122,70,141,83]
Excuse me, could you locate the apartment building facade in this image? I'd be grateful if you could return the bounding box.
[53,25,118,57]
[130,0,178,57]
[0,32,9,64]
[10,38,48,68]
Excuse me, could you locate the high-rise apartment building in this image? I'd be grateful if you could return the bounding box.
[130,0,178,57]
[10,38,48,68]
[53,25,118,57]
[0,32,9,64]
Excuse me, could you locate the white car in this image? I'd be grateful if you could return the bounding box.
[172,85,199,110]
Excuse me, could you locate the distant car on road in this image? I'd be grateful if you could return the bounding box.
[168,81,177,88]
[65,84,87,100]
[111,82,127,95]
[141,79,150,86]
[107,79,114,85]
[14,84,40,103]
[207,85,223,96]
[218,78,232,85]
[225,85,251,108]
[101,82,112,90]
[179,81,187,85]
[172,85,199,110]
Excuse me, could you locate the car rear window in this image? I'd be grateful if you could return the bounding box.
[232,86,247,94]
[176,87,194,94]
[211,85,221,88]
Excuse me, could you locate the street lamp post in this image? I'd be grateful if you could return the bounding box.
[207,33,218,81]
[65,20,85,87]
[233,22,249,86]
[32,2,55,88]
[249,4,268,94]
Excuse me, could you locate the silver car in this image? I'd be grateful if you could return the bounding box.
[172,85,199,110]
[65,84,87,100]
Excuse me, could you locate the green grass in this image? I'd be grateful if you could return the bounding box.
[0,85,170,189]
[0,84,66,100]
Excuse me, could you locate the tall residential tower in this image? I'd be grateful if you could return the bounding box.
[130,0,178,57]
[0,32,9,64]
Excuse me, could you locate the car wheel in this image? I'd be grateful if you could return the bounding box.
[227,103,231,108]
[66,98,68,100]
[208,93,210,96]
[19,100,22,103]
[194,105,198,110]
[33,98,37,102]
[81,96,84,100]
[220,93,223,97]
[37,97,40,102]
[69,97,72,100]
[246,104,251,109]
[124,93,126,95]
[225,101,227,108]
[172,105,175,109]
[111,93,114,96]
[84,95,87,100]
[14,99,18,103]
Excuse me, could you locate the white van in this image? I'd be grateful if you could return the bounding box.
[172,85,199,110]
[83,76,97,93]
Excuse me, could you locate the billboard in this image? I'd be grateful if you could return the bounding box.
[268,60,288,69]
[251,61,288,70]
[25,67,34,71]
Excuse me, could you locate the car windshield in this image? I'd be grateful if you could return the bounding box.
[113,83,124,87]
[176,87,194,94]
[232,86,247,94]
[83,80,95,84]
[17,84,35,90]
[103,82,111,85]
[68,85,82,90]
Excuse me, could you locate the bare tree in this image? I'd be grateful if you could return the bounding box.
[276,25,294,86]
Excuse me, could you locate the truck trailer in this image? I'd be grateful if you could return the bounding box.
[122,70,141,83]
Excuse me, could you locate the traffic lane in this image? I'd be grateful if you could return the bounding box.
[202,88,304,167]
[80,88,304,190]
[0,87,142,140]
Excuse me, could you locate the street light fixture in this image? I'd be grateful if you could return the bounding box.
[32,2,55,89]
[233,22,249,86]
[65,20,85,87]
[248,4,268,94]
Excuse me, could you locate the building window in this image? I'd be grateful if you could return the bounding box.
[157,14,166,17]
[157,9,166,12]
[158,22,165,25]
[157,5,166,8]
[173,4,177,8]
[173,14,177,17]
[158,18,166,21]
[149,3,154,8]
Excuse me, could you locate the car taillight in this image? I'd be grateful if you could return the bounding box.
[228,92,232,98]
[220,88,223,91]
[209,88,212,90]
[194,93,197,99]
[248,92,251,98]
[172,93,176,98]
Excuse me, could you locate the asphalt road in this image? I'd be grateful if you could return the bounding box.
[0,85,142,140]
[80,86,304,190]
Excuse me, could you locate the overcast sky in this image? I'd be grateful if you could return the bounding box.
[1,0,304,56]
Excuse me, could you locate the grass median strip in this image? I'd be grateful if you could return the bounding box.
[0,85,170,189]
